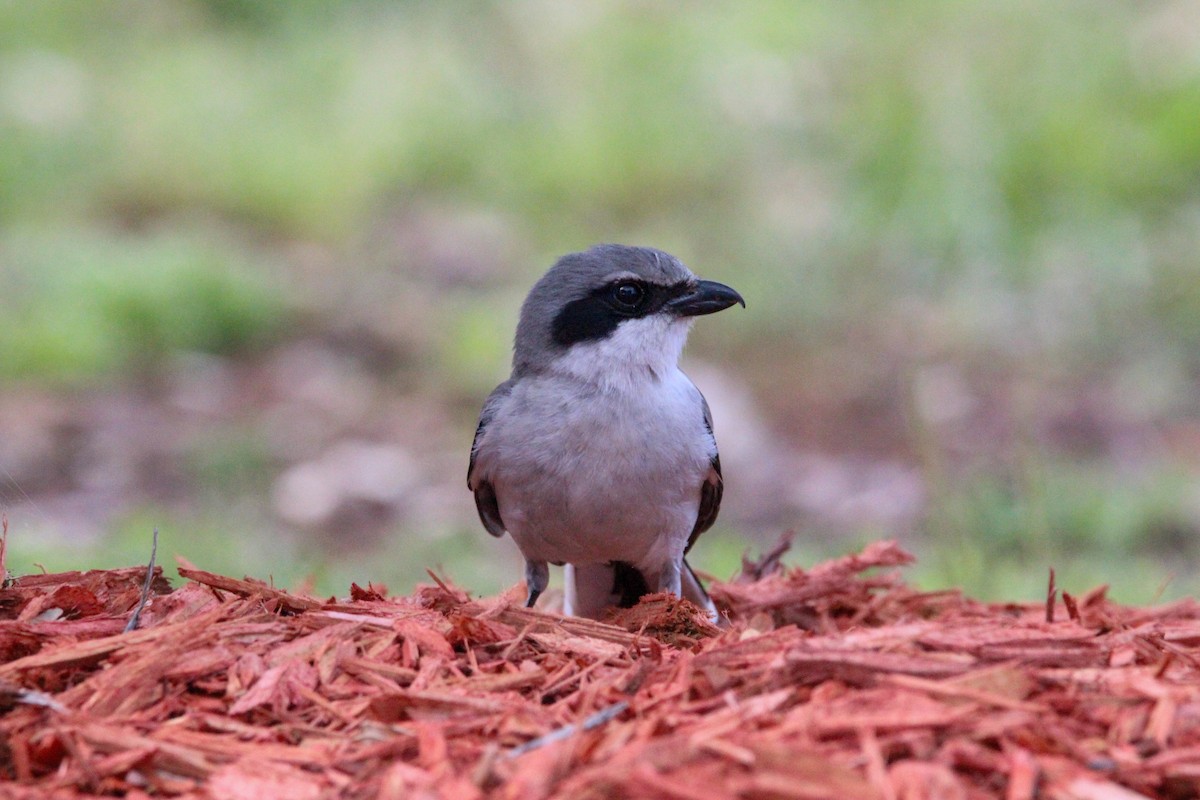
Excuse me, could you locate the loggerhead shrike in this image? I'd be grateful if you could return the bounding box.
[468,244,744,619]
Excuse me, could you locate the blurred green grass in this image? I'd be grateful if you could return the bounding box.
[0,227,284,380]
[2,1,1199,605]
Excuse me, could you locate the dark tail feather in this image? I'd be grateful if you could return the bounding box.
[611,560,718,621]
[610,561,650,608]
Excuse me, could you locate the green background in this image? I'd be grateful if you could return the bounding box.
[2,1,1199,604]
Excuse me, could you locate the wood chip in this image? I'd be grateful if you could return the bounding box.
[1,540,1198,798]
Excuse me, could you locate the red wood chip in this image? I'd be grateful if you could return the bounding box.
[1,541,1198,798]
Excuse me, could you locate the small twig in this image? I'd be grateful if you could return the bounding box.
[1151,572,1175,605]
[1062,591,1081,623]
[178,567,321,611]
[738,530,795,582]
[425,568,455,594]
[424,567,470,605]
[15,688,68,714]
[1155,652,1175,679]
[505,700,629,758]
[499,621,538,662]
[858,727,897,800]
[124,529,159,633]
[1045,567,1057,623]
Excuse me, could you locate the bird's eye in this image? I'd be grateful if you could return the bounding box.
[611,281,645,309]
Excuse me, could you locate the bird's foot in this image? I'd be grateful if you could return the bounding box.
[524,560,549,608]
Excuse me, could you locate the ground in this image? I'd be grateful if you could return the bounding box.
[2,540,1198,799]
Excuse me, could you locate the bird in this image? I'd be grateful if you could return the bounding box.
[467,244,744,620]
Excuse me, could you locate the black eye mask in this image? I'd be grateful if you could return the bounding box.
[550,280,692,347]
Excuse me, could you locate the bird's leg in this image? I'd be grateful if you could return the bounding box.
[524,559,549,608]
[657,558,682,597]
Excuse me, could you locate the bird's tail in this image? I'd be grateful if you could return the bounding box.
[611,561,650,608]
[563,560,718,622]
[681,559,718,622]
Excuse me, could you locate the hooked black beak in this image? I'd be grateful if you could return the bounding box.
[667,279,746,317]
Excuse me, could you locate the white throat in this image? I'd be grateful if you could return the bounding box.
[550,315,693,393]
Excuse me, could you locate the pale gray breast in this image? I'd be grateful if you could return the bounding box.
[482,371,712,564]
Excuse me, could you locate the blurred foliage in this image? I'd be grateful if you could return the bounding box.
[0,228,284,380]
[1,1,1199,603]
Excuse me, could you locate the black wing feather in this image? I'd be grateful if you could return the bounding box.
[468,380,514,538]
[686,391,723,554]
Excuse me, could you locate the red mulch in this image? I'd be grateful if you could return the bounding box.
[2,540,1199,799]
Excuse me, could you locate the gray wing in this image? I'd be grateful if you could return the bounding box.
[686,389,723,554]
[467,379,514,538]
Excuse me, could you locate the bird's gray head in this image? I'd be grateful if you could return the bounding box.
[512,244,744,386]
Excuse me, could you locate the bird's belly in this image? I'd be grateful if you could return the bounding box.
[492,416,707,567]
[501,472,698,566]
